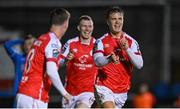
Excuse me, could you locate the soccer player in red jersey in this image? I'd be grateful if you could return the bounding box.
[93,6,143,108]
[60,15,97,108]
[16,8,71,108]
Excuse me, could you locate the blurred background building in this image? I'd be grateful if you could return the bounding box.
[0,0,180,108]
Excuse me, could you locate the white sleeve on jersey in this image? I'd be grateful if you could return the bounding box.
[61,41,70,58]
[44,39,68,96]
[126,40,143,69]
[93,39,110,66]
[46,61,68,96]
[59,41,70,66]
[45,40,61,60]
[94,55,110,67]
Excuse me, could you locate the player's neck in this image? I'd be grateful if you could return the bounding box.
[80,37,91,45]
[50,25,63,40]
[110,31,123,39]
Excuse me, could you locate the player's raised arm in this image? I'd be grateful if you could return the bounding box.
[125,40,143,69]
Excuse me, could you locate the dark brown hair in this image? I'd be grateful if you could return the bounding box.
[50,8,70,25]
[24,34,35,40]
[106,6,124,20]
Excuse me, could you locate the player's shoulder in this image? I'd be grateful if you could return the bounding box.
[38,32,59,41]
[62,36,79,49]
[94,33,109,44]
[33,33,50,46]
[66,36,79,44]
[91,37,96,43]
[44,32,62,47]
[37,32,61,48]
[124,32,138,43]
[98,33,109,40]
[38,32,50,41]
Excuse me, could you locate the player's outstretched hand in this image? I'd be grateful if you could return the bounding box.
[66,51,74,61]
[63,93,72,105]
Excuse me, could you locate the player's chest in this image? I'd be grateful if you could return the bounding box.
[70,44,94,63]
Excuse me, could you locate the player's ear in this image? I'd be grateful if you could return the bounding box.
[107,20,109,26]
[77,25,80,31]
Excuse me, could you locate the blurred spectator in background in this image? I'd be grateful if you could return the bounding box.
[61,15,97,108]
[132,83,156,108]
[3,34,36,96]
[174,96,180,108]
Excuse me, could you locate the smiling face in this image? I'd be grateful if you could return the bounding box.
[78,16,94,40]
[107,12,124,35]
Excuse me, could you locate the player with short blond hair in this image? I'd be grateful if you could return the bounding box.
[61,15,97,108]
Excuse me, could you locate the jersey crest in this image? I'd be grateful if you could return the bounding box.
[53,49,59,58]
[79,55,89,64]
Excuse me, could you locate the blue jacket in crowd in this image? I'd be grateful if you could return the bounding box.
[4,39,26,96]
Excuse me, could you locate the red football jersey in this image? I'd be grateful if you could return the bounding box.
[18,32,62,102]
[61,37,98,95]
[94,32,142,93]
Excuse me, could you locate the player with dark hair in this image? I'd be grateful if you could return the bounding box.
[16,8,71,108]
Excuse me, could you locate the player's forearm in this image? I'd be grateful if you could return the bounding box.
[94,53,110,67]
[46,61,68,96]
[94,56,109,66]
[126,48,143,69]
